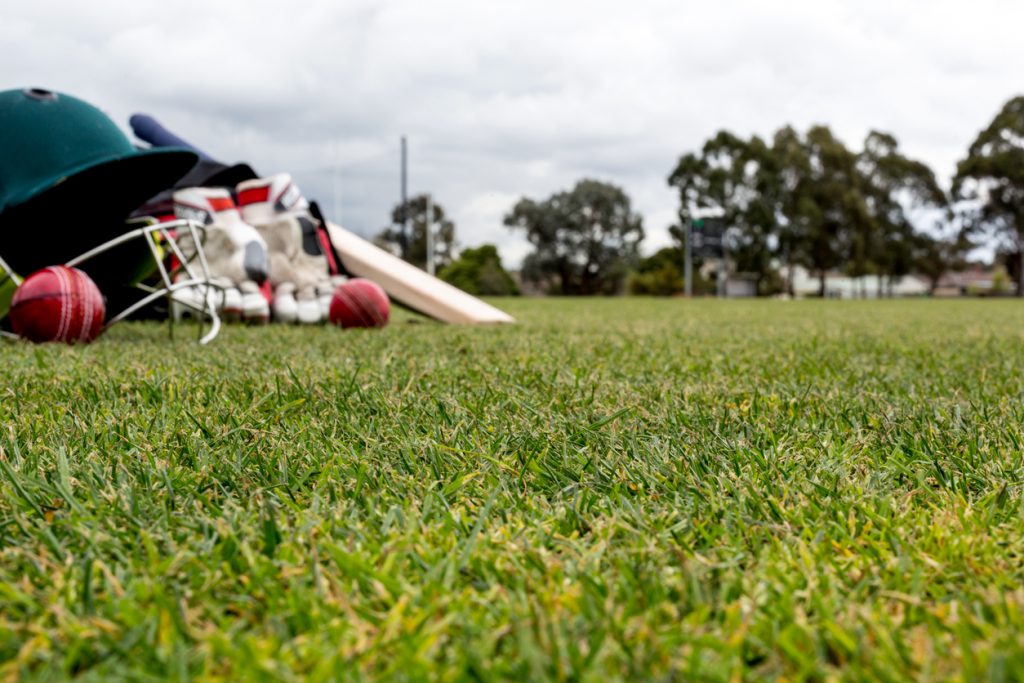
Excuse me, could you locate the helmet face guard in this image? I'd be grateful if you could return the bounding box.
[0,218,225,344]
[70,218,224,344]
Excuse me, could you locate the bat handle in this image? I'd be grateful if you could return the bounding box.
[130,113,213,161]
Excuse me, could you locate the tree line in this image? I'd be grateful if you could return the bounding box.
[378,95,1024,297]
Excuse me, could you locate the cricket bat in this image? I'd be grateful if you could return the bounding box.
[323,221,513,324]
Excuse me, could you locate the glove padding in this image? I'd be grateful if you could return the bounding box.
[238,174,339,323]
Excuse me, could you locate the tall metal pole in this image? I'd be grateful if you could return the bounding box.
[684,219,692,297]
[400,135,409,260]
[718,232,728,298]
[425,194,435,275]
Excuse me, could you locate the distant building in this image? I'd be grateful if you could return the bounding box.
[933,267,1000,297]
[507,271,546,296]
[789,267,929,298]
[725,274,758,298]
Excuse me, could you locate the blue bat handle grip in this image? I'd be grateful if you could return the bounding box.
[130,113,213,161]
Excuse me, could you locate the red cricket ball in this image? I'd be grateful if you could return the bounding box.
[329,278,390,329]
[9,266,106,344]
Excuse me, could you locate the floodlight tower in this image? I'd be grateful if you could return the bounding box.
[684,219,692,297]
[426,194,435,275]
[400,135,409,260]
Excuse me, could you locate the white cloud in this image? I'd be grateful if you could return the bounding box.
[2,0,1023,267]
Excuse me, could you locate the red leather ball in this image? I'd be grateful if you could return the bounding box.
[10,266,106,344]
[329,278,390,329]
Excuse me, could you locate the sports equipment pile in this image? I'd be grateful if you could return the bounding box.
[0,87,514,345]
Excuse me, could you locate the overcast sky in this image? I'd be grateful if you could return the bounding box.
[3,0,1022,267]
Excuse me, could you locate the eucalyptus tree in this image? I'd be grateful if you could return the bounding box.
[505,179,644,295]
[378,195,456,270]
[668,131,780,293]
[857,131,947,295]
[953,95,1024,294]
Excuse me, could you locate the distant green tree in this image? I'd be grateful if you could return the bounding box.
[953,95,1024,295]
[628,247,685,296]
[376,195,456,270]
[626,246,723,296]
[806,128,858,291]
[438,245,519,296]
[992,265,1013,295]
[768,126,809,293]
[504,179,644,295]
[857,131,948,295]
[782,126,872,297]
[993,249,1021,293]
[667,131,780,293]
[913,231,969,294]
[668,126,953,297]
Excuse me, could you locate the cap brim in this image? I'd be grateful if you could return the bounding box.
[0,147,197,280]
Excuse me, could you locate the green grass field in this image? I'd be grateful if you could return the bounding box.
[2,299,1024,681]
